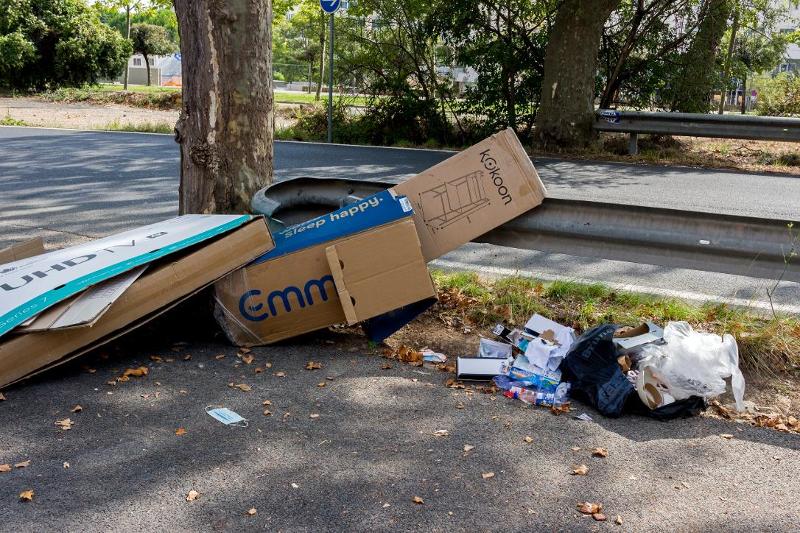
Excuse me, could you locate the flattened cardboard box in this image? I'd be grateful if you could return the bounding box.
[0,217,273,389]
[213,191,436,346]
[392,127,547,261]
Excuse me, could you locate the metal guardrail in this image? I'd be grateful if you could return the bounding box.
[253,177,799,284]
[594,109,800,155]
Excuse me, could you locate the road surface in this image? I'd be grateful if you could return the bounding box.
[1,126,797,312]
[1,126,799,531]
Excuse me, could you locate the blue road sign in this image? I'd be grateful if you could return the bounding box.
[320,0,341,14]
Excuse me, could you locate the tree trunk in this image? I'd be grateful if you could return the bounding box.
[124,7,131,91]
[173,0,274,214]
[672,0,732,113]
[718,6,740,114]
[535,0,621,148]
[143,52,151,86]
[740,72,747,114]
[315,12,325,101]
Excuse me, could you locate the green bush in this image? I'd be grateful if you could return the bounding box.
[1,0,132,91]
[757,73,800,117]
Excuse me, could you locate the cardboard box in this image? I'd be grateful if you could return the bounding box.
[456,356,513,381]
[0,216,274,389]
[0,214,260,338]
[0,237,45,265]
[392,128,547,261]
[213,190,437,346]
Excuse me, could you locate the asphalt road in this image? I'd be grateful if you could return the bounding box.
[1,126,798,312]
[1,321,798,532]
[1,126,800,531]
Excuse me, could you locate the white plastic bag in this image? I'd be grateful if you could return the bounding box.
[637,321,746,411]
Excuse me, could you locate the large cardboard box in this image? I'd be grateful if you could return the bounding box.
[392,128,547,261]
[213,190,437,346]
[0,216,274,389]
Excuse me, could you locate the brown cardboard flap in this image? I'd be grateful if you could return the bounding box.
[323,219,436,324]
[0,237,45,265]
[325,245,359,325]
[392,128,547,261]
[0,218,274,389]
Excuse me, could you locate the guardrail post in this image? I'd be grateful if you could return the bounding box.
[628,133,639,155]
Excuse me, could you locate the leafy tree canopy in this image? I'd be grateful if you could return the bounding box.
[1,0,132,91]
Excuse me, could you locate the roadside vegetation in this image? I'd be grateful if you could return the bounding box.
[432,270,800,375]
[103,119,173,134]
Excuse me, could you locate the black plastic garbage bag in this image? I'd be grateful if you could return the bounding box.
[560,324,706,420]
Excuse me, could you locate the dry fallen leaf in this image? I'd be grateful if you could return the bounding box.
[183,354,192,361]
[263,409,272,416]
[305,361,323,370]
[309,413,320,419]
[412,496,424,505]
[228,383,252,392]
[593,513,607,522]
[720,433,734,440]
[433,429,449,437]
[524,436,533,443]
[455,402,465,409]
[381,362,393,370]
[14,460,30,469]
[19,489,34,502]
[150,355,163,362]
[0,464,11,473]
[0,392,6,401]
[577,502,602,515]
[570,446,581,452]
[241,354,255,365]
[571,464,589,476]
[175,428,187,436]
[70,405,82,413]
[274,371,286,378]
[254,367,263,374]
[463,444,475,453]
[591,447,608,458]
[246,508,257,516]
[186,490,200,502]
[263,399,272,406]
[615,515,623,525]
[481,472,495,480]
[122,366,149,379]
[55,418,73,430]
[317,382,326,388]
[63,462,70,469]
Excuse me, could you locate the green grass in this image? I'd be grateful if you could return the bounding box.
[273,91,370,107]
[432,270,800,374]
[0,115,28,126]
[95,83,179,94]
[103,119,174,134]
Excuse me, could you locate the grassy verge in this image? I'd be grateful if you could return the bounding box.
[37,86,181,110]
[432,270,800,374]
[0,115,29,126]
[103,120,174,134]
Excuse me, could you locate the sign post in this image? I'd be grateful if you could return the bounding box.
[319,0,341,143]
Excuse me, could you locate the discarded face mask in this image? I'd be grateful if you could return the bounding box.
[421,349,447,363]
[206,406,248,427]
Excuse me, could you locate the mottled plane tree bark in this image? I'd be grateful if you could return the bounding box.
[535,0,621,148]
[173,0,274,214]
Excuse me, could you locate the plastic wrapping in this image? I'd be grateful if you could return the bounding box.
[637,322,745,411]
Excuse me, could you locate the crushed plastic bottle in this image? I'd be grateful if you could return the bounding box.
[503,382,571,407]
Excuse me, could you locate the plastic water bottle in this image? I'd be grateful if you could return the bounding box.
[504,382,570,407]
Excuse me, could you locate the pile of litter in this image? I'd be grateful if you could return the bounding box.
[0,128,547,390]
[449,312,747,420]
